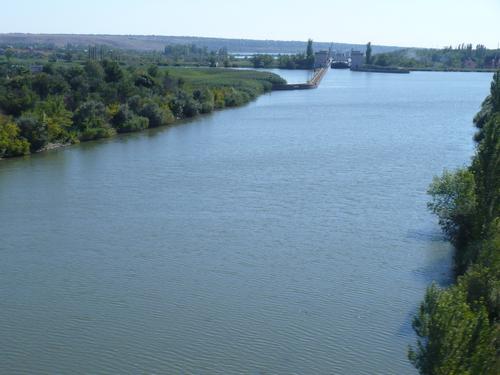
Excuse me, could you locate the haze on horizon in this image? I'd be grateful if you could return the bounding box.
[2,0,499,49]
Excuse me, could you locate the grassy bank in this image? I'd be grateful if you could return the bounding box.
[0,61,285,159]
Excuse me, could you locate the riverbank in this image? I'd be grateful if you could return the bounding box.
[409,72,499,374]
[0,63,285,159]
[408,67,498,73]
[352,65,410,74]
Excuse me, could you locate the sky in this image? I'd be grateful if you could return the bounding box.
[1,0,499,48]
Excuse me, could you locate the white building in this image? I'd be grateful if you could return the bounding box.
[350,50,364,70]
[314,51,329,69]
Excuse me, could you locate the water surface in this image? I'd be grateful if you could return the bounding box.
[0,70,492,374]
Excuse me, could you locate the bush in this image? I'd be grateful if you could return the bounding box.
[170,90,200,118]
[427,169,477,247]
[409,284,496,375]
[16,115,48,152]
[73,101,114,140]
[0,77,36,116]
[0,115,30,157]
[116,115,149,133]
[139,102,171,128]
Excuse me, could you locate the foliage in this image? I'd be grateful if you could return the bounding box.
[250,54,274,69]
[249,40,315,70]
[410,72,500,374]
[306,39,314,60]
[409,284,496,375]
[0,115,29,157]
[16,115,49,152]
[117,114,149,133]
[73,100,114,140]
[139,101,174,128]
[0,76,36,116]
[372,45,500,70]
[427,169,477,250]
[29,96,73,142]
[0,53,283,158]
[365,42,372,65]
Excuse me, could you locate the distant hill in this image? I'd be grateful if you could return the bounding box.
[0,33,403,54]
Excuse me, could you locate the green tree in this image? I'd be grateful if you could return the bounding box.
[5,48,14,63]
[83,60,105,92]
[31,96,73,142]
[147,65,159,77]
[112,106,149,133]
[409,284,496,375]
[0,115,30,157]
[471,114,500,233]
[306,39,314,59]
[427,169,477,246]
[366,42,372,64]
[412,71,500,375]
[101,60,124,83]
[0,77,36,116]
[139,101,173,128]
[16,115,49,152]
[73,100,115,140]
[306,39,315,69]
[251,55,274,69]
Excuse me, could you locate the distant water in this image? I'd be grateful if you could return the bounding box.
[0,70,492,374]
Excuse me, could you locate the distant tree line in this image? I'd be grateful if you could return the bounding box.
[250,39,315,70]
[0,43,239,69]
[369,44,499,70]
[408,72,500,374]
[163,44,233,67]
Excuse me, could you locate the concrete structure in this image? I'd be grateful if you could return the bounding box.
[332,51,348,62]
[314,50,329,69]
[350,50,364,70]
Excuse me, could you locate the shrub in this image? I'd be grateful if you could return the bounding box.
[0,115,30,157]
[16,115,48,152]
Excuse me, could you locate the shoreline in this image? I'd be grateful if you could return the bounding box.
[0,66,285,160]
[0,89,275,161]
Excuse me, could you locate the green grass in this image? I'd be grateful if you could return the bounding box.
[163,67,286,89]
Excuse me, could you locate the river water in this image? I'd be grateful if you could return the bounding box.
[0,69,492,374]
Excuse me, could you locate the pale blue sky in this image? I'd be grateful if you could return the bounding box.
[2,0,499,48]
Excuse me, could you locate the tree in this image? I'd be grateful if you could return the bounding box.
[170,90,201,118]
[31,96,73,142]
[101,59,123,83]
[147,65,159,77]
[490,71,500,112]
[111,105,149,133]
[427,169,477,244]
[0,77,36,116]
[251,55,274,69]
[366,42,372,64]
[16,115,49,152]
[73,100,114,140]
[306,39,315,69]
[471,114,500,231]
[0,115,30,157]
[139,101,174,128]
[83,60,105,91]
[411,72,500,375]
[5,48,14,63]
[409,284,496,375]
[306,39,314,59]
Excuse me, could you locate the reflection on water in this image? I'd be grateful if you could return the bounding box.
[0,69,492,374]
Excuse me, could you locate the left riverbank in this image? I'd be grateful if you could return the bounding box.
[0,61,285,159]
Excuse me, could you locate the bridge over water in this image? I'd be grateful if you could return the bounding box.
[272,57,332,91]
